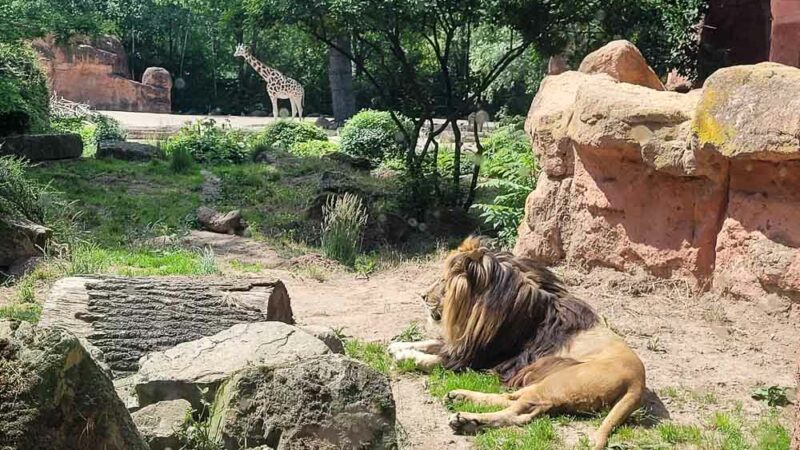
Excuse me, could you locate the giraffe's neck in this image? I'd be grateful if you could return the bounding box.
[244,53,277,82]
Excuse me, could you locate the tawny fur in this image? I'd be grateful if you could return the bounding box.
[389,237,646,450]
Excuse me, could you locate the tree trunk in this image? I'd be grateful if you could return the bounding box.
[39,276,294,377]
[328,35,356,123]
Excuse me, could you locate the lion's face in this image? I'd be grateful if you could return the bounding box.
[422,278,446,323]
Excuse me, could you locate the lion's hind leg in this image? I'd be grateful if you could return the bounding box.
[449,398,552,435]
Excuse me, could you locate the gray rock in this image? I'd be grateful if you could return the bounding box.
[0,323,148,449]
[209,354,397,450]
[0,133,83,160]
[302,325,345,354]
[98,141,163,161]
[135,322,329,410]
[39,276,295,376]
[0,216,51,268]
[197,206,249,235]
[131,399,190,450]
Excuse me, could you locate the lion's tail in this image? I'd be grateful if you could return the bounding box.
[592,387,644,450]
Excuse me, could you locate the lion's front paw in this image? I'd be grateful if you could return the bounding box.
[449,412,481,435]
[445,390,469,403]
[387,341,411,356]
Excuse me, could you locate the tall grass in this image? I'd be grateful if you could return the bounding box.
[0,156,44,222]
[321,193,368,266]
[169,145,194,174]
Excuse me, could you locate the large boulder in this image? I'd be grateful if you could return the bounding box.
[98,141,163,161]
[209,354,397,450]
[578,40,665,91]
[0,321,148,449]
[131,399,190,450]
[32,35,171,113]
[0,134,83,160]
[135,322,330,409]
[0,216,51,269]
[39,276,295,376]
[142,67,173,91]
[515,42,800,305]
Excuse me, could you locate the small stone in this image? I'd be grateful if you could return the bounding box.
[132,399,191,450]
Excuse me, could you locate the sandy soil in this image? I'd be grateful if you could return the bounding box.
[199,234,798,448]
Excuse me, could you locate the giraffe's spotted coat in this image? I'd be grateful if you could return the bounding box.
[235,44,305,118]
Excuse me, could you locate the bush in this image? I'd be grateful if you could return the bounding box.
[163,119,249,164]
[321,193,368,267]
[0,43,50,136]
[169,146,194,173]
[0,156,79,245]
[339,110,413,164]
[256,120,327,152]
[50,113,126,156]
[290,140,339,158]
[472,125,538,248]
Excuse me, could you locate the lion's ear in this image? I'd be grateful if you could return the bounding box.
[458,236,482,253]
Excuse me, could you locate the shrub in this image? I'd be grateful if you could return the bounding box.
[339,110,413,164]
[169,145,194,173]
[255,120,327,152]
[0,43,50,136]
[290,140,339,158]
[0,156,79,245]
[321,193,368,267]
[163,119,249,164]
[472,125,537,248]
[0,155,44,222]
[50,113,126,156]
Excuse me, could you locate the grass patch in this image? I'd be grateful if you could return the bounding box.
[228,260,263,273]
[344,338,393,375]
[475,418,558,450]
[428,365,505,413]
[65,244,217,277]
[0,303,42,323]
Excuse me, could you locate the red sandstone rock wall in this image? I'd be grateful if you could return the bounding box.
[516,40,800,307]
[32,36,171,113]
[771,0,800,67]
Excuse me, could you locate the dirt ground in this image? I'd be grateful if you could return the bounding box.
[3,231,797,448]
[201,233,799,449]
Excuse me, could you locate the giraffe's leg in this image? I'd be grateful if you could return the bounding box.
[269,95,279,119]
[297,95,304,119]
[290,98,297,119]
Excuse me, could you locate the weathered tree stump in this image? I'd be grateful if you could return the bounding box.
[40,276,293,377]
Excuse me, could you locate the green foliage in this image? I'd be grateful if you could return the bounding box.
[339,110,413,164]
[0,303,42,323]
[289,140,339,158]
[344,338,392,375]
[392,322,424,343]
[170,146,195,173]
[474,418,558,450]
[321,193,368,267]
[0,43,50,136]
[256,120,327,153]
[0,156,45,222]
[472,125,537,248]
[752,386,790,407]
[51,113,126,156]
[164,119,249,164]
[427,366,504,403]
[176,387,222,450]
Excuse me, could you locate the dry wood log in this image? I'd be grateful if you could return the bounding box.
[40,276,293,377]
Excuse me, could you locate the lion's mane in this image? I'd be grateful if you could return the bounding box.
[438,237,598,387]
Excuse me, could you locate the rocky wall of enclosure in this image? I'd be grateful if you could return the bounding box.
[32,35,171,113]
[515,40,800,308]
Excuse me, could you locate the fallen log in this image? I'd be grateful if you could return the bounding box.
[40,276,293,377]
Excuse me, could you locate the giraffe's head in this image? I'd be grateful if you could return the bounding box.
[234,44,248,58]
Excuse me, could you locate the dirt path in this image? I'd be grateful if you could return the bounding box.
[188,233,799,448]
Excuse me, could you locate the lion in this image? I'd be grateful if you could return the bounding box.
[388,237,646,450]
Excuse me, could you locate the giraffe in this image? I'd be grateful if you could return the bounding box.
[234,44,304,119]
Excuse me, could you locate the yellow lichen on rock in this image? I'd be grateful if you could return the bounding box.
[692,88,735,150]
